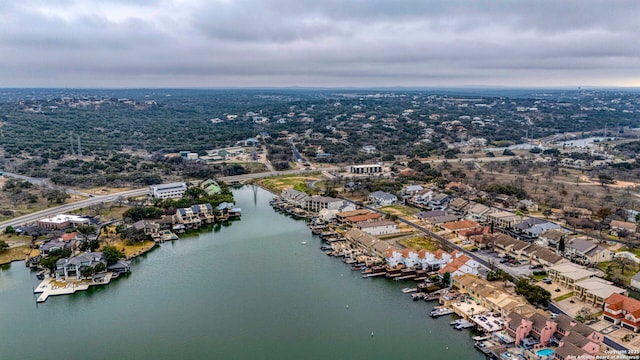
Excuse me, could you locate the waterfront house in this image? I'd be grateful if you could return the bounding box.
[55,252,107,280]
[216,202,242,218]
[356,220,399,236]
[603,293,640,332]
[345,213,382,225]
[452,274,539,318]
[336,209,370,224]
[438,251,480,278]
[281,188,309,207]
[40,239,73,256]
[305,195,344,213]
[132,220,161,238]
[149,182,187,200]
[368,191,398,206]
[506,312,602,358]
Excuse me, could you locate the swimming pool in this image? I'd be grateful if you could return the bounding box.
[536,348,555,357]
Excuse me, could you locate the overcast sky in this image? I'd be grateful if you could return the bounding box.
[1,0,639,88]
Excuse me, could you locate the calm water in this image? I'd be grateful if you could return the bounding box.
[0,186,483,360]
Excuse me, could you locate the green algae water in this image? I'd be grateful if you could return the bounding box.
[0,186,483,360]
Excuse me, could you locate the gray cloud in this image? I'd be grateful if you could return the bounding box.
[0,0,638,87]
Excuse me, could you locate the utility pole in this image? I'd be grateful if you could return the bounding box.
[69,133,75,155]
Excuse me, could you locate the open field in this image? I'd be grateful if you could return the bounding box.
[258,174,323,194]
[104,239,156,259]
[380,204,421,217]
[398,235,442,252]
[0,245,39,265]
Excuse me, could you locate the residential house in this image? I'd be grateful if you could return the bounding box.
[466,203,493,222]
[401,184,424,197]
[610,220,637,237]
[573,277,626,307]
[506,312,603,359]
[438,251,481,278]
[344,213,382,225]
[305,196,344,212]
[281,188,309,207]
[356,220,399,236]
[547,263,596,288]
[55,252,107,280]
[538,229,567,247]
[428,193,450,210]
[453,275,539,318]
[428,214,462,225]
[40,239,73,256]
[603,293,640,332]
[565,238,614,264]
[563,206,593,218]
[336,209,371,224]
[517,199,538,212]
[415,210,446,220]
[368,191,398,206]
[631,272,640,291]
[440,220,481,236]
[132,220,160,238]
[486,211,522,229]
[447,198,469,214]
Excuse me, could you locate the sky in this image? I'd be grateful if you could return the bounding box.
[1,0,639,88]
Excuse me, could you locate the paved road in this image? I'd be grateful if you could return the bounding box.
[3,172,93,197]
[0,188,148,231]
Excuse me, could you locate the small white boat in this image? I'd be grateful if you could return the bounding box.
[402,288,417,293]
[300,241,307,245]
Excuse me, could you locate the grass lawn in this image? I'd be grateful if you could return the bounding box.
[398,236,441,252]
[259,175,322,194]
[0,245,39,265]
[104,239,156,259]
[379,205,420,216]
[553,292,574,302]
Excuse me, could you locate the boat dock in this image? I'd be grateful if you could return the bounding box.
[34,273,114,303]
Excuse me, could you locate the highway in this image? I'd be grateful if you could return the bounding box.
[0,188,148,231]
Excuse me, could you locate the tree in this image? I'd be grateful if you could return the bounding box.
[558,237,565,253]
[94,262,107,274]
[0,240,9,252]
[542,209,552,218]
[46,189,70,204]
[102,246,125,265]
[81,266,95,280]
[4,226,15,234]
[442,272,451,286]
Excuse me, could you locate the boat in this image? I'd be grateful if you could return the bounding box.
[453,320,474,330]
[402,288,417,293]
[472,335,490,341]
[300,241,307,245]
[430,306,454,318]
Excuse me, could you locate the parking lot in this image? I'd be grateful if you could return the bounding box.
[475,250,536,278]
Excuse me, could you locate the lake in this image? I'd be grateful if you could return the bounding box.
[0,186,483,360]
